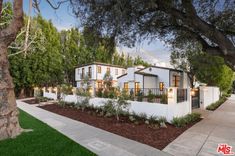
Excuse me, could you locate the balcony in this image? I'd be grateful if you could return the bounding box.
[80,72,92,79]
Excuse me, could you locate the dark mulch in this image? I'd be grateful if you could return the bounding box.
[23,98,39,104]
[39,104,200,150]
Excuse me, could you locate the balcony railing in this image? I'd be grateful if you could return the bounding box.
[80,72,92,79]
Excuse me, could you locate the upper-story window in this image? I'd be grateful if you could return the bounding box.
[107,67,110,73]
[115,69,118,75]
[172,75,180,87]
[88,66,92,78]
[81,68,85,79]
[122,69,125,75]
[97,66,101,73]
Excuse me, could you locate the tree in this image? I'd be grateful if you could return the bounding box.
[9,15,63,97]
[0,0,23,140]
[171,48,234,92]
[60,28,81,84]
[70,0,235,70]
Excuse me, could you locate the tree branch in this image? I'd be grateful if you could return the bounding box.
[0,0,23,46]
[0,0,3,19]
[45,0,69,10]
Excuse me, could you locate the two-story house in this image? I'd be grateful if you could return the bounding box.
[75,62,126,95]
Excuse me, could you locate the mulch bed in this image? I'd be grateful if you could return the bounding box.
[39,104,200,150]
[23,98,39,104]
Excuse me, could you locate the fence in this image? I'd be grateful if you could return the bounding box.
[94,88,168,104]
[41,87,191,122]
[177,88,188,103]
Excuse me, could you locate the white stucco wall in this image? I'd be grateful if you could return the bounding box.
[199,86,220,109]
[42,87,192,122]
[43,91,57,100]
[143,76,158,88]
[141,67,170,87]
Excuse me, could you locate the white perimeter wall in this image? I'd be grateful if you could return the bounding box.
[200,86,220,109]
[42,88,191,122]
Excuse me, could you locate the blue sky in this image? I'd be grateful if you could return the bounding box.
[22,0,171,64]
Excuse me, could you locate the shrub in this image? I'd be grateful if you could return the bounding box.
[97,88,103,97]
[147,90,155,102]
[102,100,116,116]
[108,88,117,99]
[160,94,168,104]
[184,113,201,123]
[75,97,90,112]
[148,115,158,124]
[206,97,227,111]
[172,117,187,127]
[158,116,167,124]
[136,90,143,102]
[172,113,201,127]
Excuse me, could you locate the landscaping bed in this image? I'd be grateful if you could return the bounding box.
[23,97,53,104]
[39,104,200,150]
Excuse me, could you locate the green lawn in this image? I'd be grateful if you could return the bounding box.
[0,110,96,156]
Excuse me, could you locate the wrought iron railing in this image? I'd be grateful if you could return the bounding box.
[177,88,187,103]
[94,87,168,104]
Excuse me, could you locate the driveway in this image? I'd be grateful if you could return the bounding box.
[163,95,235,156]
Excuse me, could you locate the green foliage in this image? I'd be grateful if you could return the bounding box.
[147,90,155,102]
[102,100,116,116]
[102,90,130,120]
[60,28,82,84]
[158,116,167,124]
[0,2,13,29]
[206,97,227,111]
[172,49,233,92]
[75,97,90,112]
[136,90,143,102]
[172,113,201,127]
[9,15,63,96]
[160,94,168,104]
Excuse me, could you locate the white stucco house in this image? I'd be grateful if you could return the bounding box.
[75,62,126,95]
[117,65,191,95]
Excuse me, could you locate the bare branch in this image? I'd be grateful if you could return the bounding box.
[45,0,69,10]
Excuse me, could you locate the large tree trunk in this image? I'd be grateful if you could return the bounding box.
[0,0,23,140]
[0,44,21,140]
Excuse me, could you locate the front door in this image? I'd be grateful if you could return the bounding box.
[191,88,200,108]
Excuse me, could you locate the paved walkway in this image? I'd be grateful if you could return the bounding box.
[17,100,170,156]
[163,95,235,156]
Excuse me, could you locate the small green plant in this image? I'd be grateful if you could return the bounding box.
[148,115,158,124]
[206,97,227,111]
[158,116,167,124]
[136,90,143,102]
[147,90,155,102]
[102,100,116,116]
[75,97,90,112]
[138,113,147,120]
[184,113,201,123]
[160,94,168,104]
[172,117,186,127]
[97,88,103,97]
[172,113,201,127]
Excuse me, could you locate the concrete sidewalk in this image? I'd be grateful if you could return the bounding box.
[17,100,170,156]
[163,95,235,156]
